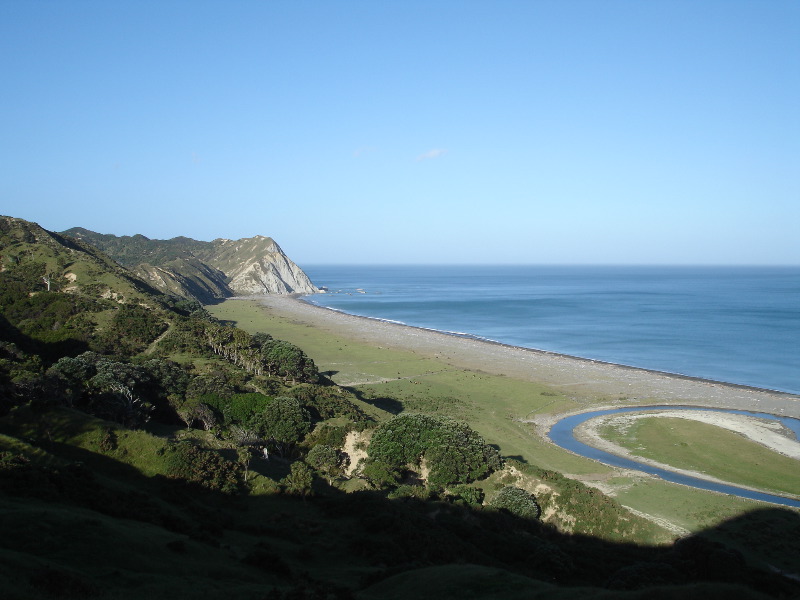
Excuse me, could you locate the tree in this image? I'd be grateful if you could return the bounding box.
[282,461,313,497]
[305,444,346,484]
[250,396,311,457]
[237,447,253,483]
[164,441,240,494]
[366,413,502,488]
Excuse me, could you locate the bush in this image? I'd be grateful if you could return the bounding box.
[448,484,485,507]
[366,413,501,487]
[251,396,311,457]
[490,486,541,520]
[164,441,240,494]
[290,384,367,422]
[305,443,347,483]
[224,392,272,425]
[387,484,434,501]
[282,461,313,496]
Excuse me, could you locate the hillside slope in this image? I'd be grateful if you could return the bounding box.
[62,227,319,302]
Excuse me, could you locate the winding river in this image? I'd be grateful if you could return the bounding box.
[548,406,800,509]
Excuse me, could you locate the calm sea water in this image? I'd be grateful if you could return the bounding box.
[301,265,800,395]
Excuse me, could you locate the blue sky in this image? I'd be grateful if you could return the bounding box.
[1,0,798,265]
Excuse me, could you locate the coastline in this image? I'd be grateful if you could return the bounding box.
[247,294,800,418]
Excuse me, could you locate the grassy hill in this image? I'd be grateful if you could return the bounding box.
[1,216,798,599]
[61,227,317,302]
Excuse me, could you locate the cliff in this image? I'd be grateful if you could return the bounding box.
[61,228,319,302]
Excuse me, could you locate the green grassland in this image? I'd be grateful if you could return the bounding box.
[206,299,793,541]
[208,300,599,473]
[598,416,800,497]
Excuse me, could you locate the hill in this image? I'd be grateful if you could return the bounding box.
[62,227,319,302]
[0,215,798,599]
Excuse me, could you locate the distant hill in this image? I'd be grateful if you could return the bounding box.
[0,216,167,305]
[62,227,319,303]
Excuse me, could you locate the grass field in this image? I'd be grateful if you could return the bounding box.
[206,299,794,539]
[599,416,800,496]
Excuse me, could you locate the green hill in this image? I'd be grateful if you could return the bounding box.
[1,215,797,600]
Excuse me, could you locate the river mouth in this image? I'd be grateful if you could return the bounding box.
[548,406,800,508]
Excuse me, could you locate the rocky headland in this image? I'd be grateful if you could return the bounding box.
[62,227,318,302]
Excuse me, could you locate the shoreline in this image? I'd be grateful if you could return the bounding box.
[241,295,800,418]
[301,296,797,398]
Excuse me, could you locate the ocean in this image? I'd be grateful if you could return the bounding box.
[300,265,800,395]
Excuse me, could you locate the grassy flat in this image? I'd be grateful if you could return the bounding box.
[208,299,603,473]
[206,299,774,538]
[600,416,800,496]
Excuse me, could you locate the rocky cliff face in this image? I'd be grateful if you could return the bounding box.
[61,228,319,302]
[211,237,318,296]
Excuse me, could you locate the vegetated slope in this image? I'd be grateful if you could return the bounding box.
[62,226,319,302]
[1,215,798,599]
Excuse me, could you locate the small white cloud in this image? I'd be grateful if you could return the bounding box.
[416,148,447,161]
[353,146,378,157]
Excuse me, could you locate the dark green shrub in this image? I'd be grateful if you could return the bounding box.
[448,484,485,507]
[305,423,349,449]
[366,413,501,487]
[251,396,311,457]
[281,461,313,496]
[290,383,367,422]
[490,486,541,520]
[387,484,433,501]
[305,443,347,483]
[164,441,240,494]
[224,392,272,425]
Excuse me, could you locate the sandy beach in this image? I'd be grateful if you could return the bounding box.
[250,295,800,419]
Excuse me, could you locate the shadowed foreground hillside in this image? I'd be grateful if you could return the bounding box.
[1,216,798,599]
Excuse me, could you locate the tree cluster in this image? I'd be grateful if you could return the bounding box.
[364,413,502,488]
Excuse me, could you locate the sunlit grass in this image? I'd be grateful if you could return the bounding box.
[600,417,800,496]
[206,299,766,538]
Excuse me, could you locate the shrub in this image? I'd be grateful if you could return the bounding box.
[224,392,272,425]
[281,461,313,496]
[366,413,501,487]
[251,396,311,457]
[164,441,240,494]
[490,486,541,520]
[305,443,347,483]
[448,484,485,507]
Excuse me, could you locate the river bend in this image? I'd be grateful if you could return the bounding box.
[548,406,800,509]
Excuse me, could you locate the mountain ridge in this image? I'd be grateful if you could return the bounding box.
[61,227,319,302]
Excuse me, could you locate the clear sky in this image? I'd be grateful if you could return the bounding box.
[1,0,798,265]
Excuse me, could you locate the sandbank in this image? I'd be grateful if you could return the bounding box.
[247,295,800,418]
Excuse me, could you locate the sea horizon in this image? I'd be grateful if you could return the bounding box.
[300,264,800,396]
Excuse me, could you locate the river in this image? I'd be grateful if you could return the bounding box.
[548,406,800,508]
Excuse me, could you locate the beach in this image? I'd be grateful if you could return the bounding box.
[251,295,800,419]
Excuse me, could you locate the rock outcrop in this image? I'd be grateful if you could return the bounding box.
[206,237,318,296]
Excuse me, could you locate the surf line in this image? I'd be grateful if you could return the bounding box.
[548,405,800,509]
